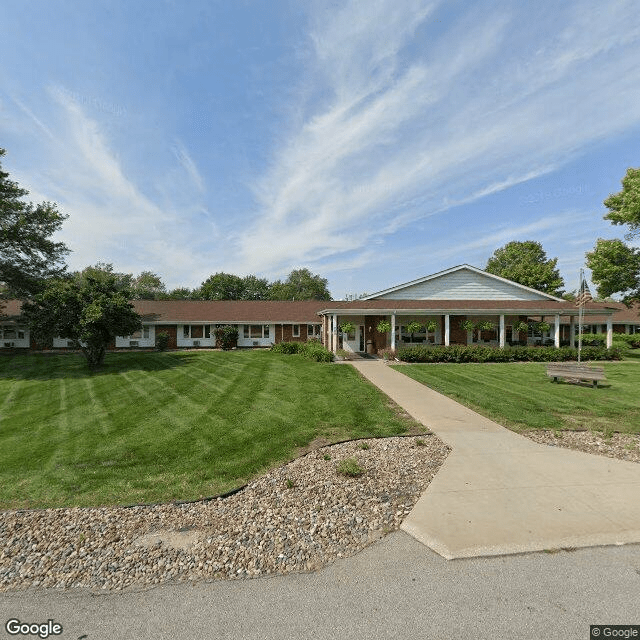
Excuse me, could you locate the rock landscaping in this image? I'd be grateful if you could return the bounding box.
[522,429,640,464]
[0,435,449,592]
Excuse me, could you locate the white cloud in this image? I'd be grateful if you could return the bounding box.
[240,0,640,278]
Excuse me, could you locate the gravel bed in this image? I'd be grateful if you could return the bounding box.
[0,435,449,593]
[521,430,640,464]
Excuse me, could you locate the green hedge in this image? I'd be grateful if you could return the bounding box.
[397,344,623,363]
[270,340,334,362]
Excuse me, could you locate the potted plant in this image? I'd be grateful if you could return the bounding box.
[535,321,551,333]
[340,321,355,336]
[406,321,423,343]
[460,319,475,332]
[376,320,391,334]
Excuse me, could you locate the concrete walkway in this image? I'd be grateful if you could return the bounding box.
[350,360,640,559]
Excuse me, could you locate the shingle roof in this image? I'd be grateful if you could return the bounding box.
[131,300,327,323]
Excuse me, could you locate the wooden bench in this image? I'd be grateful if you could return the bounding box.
[546,363,606,387]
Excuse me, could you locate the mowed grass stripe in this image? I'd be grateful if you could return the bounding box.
[393,362,640,434]
[0,351,419,509]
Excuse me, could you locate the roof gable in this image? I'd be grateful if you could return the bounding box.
[363,265,563,302]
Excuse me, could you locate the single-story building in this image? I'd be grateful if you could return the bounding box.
[1,265,636,353]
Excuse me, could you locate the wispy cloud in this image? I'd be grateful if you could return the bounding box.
[240,0,640,277]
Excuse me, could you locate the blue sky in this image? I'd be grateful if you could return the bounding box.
[2,0,640,299]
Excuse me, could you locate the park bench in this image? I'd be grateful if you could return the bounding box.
[546,363,606,387]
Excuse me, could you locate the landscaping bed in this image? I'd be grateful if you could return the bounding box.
[0,435,449,592]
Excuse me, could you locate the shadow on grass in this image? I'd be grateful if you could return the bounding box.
[0,350,196,380]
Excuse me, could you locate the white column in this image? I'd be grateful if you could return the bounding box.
[606,317,613,348]
[554,314,561,348]
[391,314,396,351]
[569,316,575,347]
[499,314,505,348]
[444,314,450,346]
[332,314,337,352]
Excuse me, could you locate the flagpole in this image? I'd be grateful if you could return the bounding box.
[578,268,584,364]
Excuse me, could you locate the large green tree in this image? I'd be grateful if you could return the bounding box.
[197,272,270,300]
[0,148,69,297]
[22,272,141,368]
[269,268,332,300]
[602,167,640,239]
[586,239,640,301]
[485,241,565,296]
[131,271,166,299]
[586,168,640,304]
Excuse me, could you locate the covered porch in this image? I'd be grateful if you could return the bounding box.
[319,304,616,354]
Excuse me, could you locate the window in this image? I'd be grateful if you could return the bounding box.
[2,326,16,339]
[183,325,211,339]
[243,325,269,339]
[131,325,151,339]
[307,324,321,338]
[292,324,300,338]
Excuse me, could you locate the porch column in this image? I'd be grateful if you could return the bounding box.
[554,314,561,348]
[606,316,613,348]
[499,314,505,348]
[569,315,575,347]
[391,314,396,351]
[444,314,450,346]
[332,314,338,353]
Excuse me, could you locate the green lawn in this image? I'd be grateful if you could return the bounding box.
[391,362,640,435]
[0,350,419,510]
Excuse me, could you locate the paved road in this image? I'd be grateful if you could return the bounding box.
[2,531,639,640]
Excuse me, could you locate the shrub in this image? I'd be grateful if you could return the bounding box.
[337,457,365,477]
[155,331,169,351]
[214,325,239,350]
[378,347,398,360]
[396,344,622,363]
[270,341,334,362]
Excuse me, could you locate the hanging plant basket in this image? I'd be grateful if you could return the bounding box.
[477,320,495,332]
[340,321,355,335]
[376,320,391,333]
[406,321,423,335]
[425,320,438,333]
[460,320,475,332]
[536,321,551,333]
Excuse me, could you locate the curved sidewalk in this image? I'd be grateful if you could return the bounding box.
[350,360,640,559]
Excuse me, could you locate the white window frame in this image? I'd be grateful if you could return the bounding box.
[183,325,212,339]
[292,324,300,338]
[307,324,321,339]
[243,325,270,339]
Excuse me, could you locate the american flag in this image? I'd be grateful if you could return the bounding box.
[575,277,593,307]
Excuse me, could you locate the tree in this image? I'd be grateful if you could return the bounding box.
[587,168,640,304]
[131,271,166,299]
[0,148,69,297]
[197,272,270,300]
[586,238,640,303]
[22,272,141,369]
[485,241,565,296]
[603,167,640,239]
[269,268,331,300]
[162,287,194,300]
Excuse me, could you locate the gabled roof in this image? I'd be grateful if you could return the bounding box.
[362,264,565,302]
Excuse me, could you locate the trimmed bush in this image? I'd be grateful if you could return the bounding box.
[155,331,169,351]
[214,325,239,350]
[397,344,622,363]
[270,340,334,362]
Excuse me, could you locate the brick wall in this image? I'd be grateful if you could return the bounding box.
[449,316,468,345]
